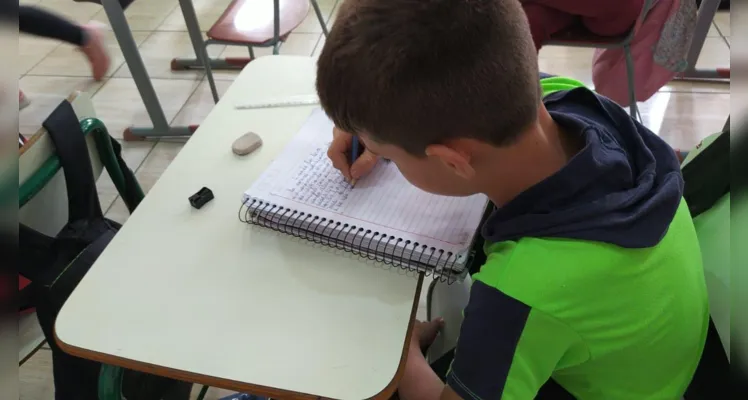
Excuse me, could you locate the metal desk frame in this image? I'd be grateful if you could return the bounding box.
[101,0,205,139]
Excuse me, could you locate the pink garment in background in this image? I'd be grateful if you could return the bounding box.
[521,0,645,50]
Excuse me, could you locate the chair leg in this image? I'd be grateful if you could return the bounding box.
[247,46,255,59]
[202,42,220,103]
[310,0,329,36]
[273,0,280,51]
[98,365,125,400]
[195,385,210,400]
[623,44,639,122]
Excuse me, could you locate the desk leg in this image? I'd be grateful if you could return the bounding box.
[176,0,208,66]
[101,0,196,140]
[674,0,730,82]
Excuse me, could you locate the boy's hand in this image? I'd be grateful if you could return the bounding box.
[411,318,444,352]
[328,126,379,181]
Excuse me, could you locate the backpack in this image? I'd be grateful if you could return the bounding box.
[19,100,192,400]
[592,0,698,106]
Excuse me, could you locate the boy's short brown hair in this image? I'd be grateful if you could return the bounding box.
[316,0,540,155]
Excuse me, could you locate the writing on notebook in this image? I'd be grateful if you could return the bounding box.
[246,108,488,250]
[274,145,352,213]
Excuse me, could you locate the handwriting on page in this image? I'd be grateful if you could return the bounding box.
[274,145,352,212]
[245,108,489,250]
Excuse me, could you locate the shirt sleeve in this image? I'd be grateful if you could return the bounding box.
[445,280,584,400]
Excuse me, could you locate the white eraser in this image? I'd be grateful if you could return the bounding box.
[232,132,263,156]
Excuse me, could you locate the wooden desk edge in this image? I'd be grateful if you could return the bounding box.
[55,275,424,400]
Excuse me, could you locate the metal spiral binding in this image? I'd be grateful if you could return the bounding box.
[239,198,464,282]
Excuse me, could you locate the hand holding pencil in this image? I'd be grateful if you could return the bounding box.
[327,126,379,185]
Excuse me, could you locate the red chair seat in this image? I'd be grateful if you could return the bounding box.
[207,0,310,44]
[547,23,630,47]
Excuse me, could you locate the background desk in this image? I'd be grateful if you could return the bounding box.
[56,56,421,399]
[101,0,204,138]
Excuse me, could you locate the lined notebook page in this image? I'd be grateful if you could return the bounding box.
[244,109,488,257]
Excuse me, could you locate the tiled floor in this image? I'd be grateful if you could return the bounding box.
[18,0,731,398]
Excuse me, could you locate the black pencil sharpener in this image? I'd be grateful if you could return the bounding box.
[189,187,214,209]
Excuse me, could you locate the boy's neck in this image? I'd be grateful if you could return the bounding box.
[481,105,582,206]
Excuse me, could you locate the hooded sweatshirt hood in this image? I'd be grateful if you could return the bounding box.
[481,87,684,248]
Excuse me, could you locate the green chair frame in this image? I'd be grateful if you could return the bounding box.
[99,365,211,400]
[20,117,144,209]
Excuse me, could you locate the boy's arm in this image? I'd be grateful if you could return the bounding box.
[398,279,586,400]
[445,280,585,399]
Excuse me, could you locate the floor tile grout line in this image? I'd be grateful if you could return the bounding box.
[108,27,161,78]
[712,22,730,49]
[21,41,65,76]
[166,76,207,129]
[141,2,182,37]
[660,88,730,95]
[281,2,336,57]
[88,1,179,77]
[91,1,179,33]
[311,34,324,57]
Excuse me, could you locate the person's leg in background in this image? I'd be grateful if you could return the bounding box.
[19,6,110,81]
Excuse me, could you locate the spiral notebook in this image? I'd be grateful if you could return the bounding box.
[240,109,489,277]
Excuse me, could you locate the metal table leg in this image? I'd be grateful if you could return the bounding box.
[674,0,730,82]
[101,0,197,140]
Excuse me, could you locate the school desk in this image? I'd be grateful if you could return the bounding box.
[55,56,422,399]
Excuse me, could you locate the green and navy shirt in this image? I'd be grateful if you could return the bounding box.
[445,78,708,399]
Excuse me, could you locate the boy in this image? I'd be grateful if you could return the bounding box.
[316,0,708,399]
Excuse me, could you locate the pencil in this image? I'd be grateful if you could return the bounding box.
[350,136,360,187]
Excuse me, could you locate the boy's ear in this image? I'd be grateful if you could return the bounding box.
[425,143,475,179]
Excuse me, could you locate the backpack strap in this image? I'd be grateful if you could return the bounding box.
[108,137,143,213]
[42,100,104,224]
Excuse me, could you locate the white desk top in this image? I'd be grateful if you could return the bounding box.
[56,56,421,400]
